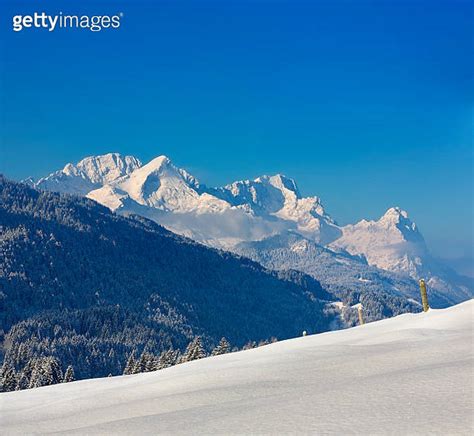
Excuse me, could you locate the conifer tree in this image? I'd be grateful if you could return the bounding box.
[132,361,141,374]
[133,352,148,374]
[63,365,75,383]
[22,358,36,381]
[144,353,156,372]
[123,353,136,375]
[157,350,171,370]
[157,349,181,369]
[242,341,257,350]
[44,357,63,385]
[28,367,46,389]
[16,372,30,390]
[182,336,206,362]
[1,363,17,392]
[171,349,181,366]
[211,337,230,356]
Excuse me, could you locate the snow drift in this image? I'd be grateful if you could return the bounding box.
[2,300,473,435]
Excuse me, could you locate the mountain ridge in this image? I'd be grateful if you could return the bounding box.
[27,153,473,305]
[32,153,142,196]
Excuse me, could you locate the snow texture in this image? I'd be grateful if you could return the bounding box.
[2,300,473,435]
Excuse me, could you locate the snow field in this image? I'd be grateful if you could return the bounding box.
[1,300,473,435]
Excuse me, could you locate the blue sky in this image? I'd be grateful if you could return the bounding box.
[0,0,472,272]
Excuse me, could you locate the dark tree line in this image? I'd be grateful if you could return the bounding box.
[123,336,224,375]
[0,356,73,392]
[0,334,280,392]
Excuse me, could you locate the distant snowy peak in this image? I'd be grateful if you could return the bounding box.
[380,206,409,222]
[346,207,423,247]
[214,173,339,244]
[217,174,302,212]
[80,155,339,244]
[330,207,428,277]
[116,155,200,209]
[62,153,142,184]
[378,207,423,241]
[131,155,200,189]
[35,153,142,196]
[256,174,301,199]
[89,155,229,213]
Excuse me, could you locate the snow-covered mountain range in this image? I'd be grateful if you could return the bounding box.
[28,153,472,305]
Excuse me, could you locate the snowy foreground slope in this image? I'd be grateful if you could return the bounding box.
[2,301,473,435]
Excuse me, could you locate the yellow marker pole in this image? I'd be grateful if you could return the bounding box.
[358,305,365,325]
[419,279,430,312]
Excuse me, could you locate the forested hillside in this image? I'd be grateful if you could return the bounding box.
[0,176,331,388]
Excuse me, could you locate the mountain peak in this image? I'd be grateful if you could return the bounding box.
[100,154,202,210]
[146,155,171,167]
[330,204,428,280]
[378,207,419,236]
[35,152,142,195]
[268,174,300,198]
[62,153,142,175]
[255,174,299,192]
[137,155,200,189]
[380,207,409,222]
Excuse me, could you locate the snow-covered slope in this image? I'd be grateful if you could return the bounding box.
[31,153,472,305]
[2,300,473,435]
[33,153,142,196]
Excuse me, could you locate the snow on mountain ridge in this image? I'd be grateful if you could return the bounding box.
[79,156,340,245]
[213,173,339,243]
[88,155,230,214]
[27,154,440,257]
[330,207,428,276]
[34,153,142,196]
[30,153,473,304]
[60,153,142,184]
